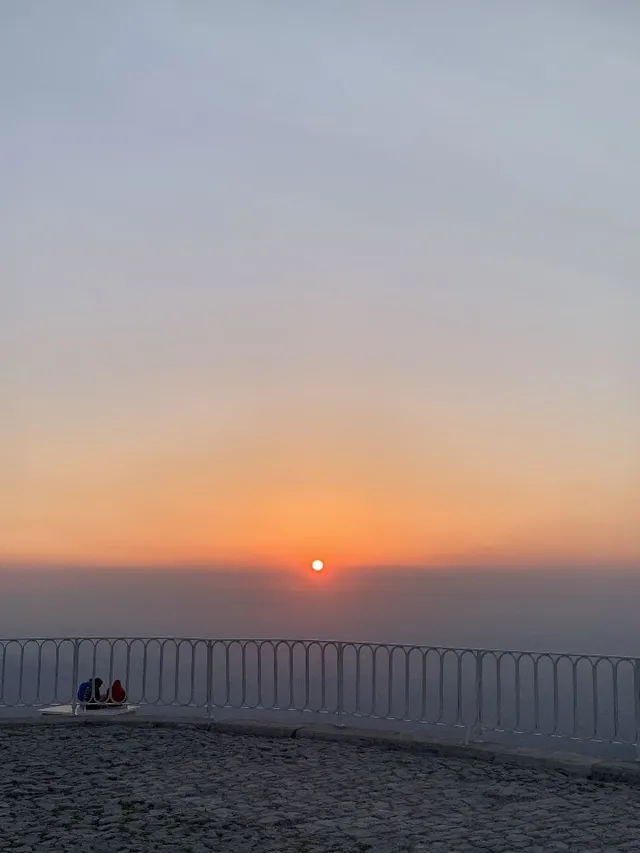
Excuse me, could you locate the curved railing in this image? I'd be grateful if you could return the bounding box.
[1,638,639,749]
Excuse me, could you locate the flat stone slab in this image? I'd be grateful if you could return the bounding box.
[592,760,640,784]
[40,703,139,717]
[1,723,640,852]
[295,723,640,781]
[213,718,300,738]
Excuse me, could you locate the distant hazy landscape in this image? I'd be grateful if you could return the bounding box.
[1,565,638,655]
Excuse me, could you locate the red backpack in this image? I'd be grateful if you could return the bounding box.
[109,680,127,703]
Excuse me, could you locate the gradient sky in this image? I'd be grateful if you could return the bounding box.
[1,0,639,569]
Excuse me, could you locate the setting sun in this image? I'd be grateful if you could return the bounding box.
[311,559,324,572]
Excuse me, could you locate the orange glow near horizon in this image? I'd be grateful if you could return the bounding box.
[1,398,638,571]
[2,439,638,570]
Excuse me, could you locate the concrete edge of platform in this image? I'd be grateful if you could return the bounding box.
[1,716,639,785]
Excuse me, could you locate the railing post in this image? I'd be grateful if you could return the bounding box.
[70,639,80,715]
[336,643,345,728]
[466,649,484,743]
[634,658,640,760]
[206,640,213,720]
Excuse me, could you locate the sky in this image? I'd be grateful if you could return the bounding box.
[1,0,639,571]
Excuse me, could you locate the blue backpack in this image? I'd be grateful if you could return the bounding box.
[77,681,91,702]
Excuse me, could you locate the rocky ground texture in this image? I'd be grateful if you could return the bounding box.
[1,724,640,852]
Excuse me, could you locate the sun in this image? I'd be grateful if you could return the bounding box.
[311,559,324,572]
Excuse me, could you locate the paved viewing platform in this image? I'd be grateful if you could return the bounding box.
[2,720,640,852]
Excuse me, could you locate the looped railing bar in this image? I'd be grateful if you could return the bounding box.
[0,638,638,750]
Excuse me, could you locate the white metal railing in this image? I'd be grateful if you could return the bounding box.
[1,638,639,751]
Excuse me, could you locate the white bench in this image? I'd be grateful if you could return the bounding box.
[40,703,139,717]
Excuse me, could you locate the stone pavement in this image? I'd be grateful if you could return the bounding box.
[1,723,640,852]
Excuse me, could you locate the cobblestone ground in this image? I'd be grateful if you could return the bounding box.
[1,726,640,853]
